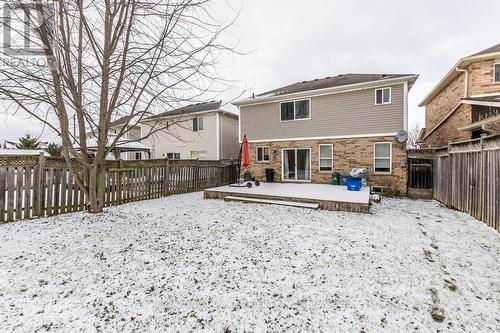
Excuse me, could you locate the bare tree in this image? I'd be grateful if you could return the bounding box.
[482,116,500,135]
[0,0,238,213]
[406,122,422,150]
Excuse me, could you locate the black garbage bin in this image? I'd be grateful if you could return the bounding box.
[265,168,275,182]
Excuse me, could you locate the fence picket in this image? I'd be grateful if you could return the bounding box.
[0,156,236,223]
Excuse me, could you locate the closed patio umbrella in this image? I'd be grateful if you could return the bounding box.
[242,135,249,168]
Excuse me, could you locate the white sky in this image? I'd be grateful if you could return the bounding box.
[1,0,500,143]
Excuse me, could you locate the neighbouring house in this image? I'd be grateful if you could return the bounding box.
[419,43,500,147]
[95,101,239,160]
[234,73,419,195]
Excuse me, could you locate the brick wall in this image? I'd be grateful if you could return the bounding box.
[425,73,465,131]
[246,136,407,196]
[423,59,500,148]
[424,104,472,148]
[468,59,500,96]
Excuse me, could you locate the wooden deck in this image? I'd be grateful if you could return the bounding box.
[204,182,370,213]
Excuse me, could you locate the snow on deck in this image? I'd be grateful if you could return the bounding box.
[206,182,370,204]
[0,192,499,332]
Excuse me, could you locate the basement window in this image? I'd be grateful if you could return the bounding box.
[375,87,391,105]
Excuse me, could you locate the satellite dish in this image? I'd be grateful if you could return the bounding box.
[395,130,408,143]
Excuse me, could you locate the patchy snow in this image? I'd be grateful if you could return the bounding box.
[0,193,499,332]
[208,183,370,204]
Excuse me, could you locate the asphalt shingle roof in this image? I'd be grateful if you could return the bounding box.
[147,101,222,120]
[256,74,417,98]
[470,43,500,57]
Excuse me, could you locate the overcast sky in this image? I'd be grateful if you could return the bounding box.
[1,0,500,142]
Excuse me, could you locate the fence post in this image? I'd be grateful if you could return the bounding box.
[164,158,170,196]
[479,138,486,221]
[35,152,46,217]
[117,159,123,204]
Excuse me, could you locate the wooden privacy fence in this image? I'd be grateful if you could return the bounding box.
[433,135,500,231]
[0,155,238,223]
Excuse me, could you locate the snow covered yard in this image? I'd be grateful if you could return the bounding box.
[0,193,499,332]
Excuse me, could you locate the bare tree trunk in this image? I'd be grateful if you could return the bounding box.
[88,164,105,213]
[0,0,239,214]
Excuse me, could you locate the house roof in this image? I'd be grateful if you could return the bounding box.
[257,74,416,98]
[0,149,50,156]
[146,101,222,120]
[234,73,418,106]
[470,43,500,57]
[419,43,500,107]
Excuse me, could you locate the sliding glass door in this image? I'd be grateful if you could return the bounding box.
[282,149,311,181]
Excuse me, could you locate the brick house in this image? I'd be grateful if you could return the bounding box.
[233,74,419,195]
[419,43,500,147]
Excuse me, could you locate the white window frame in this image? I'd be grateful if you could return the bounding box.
[373,142,392,174]
[167,152,180,159]
[190,150,208,159]
[494,63,500,83]
[279,98,312,122]
[318,144,333,172]
[256,146,270,163]
[375,87,392,105]
[193,116,203,131]
[281,148,312,182]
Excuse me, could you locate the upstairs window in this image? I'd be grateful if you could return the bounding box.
[193,117,203,131]
[374,142,392,174]
[256,146,270,162]
[375,87,391,105]
[280,99,310,121]
[319,144,333,172]
[494,63,500,83]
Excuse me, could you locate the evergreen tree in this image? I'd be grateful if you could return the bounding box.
[47,143,63,157]
[16,133,40,150]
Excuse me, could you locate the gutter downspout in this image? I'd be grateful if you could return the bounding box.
[216,112,221,160]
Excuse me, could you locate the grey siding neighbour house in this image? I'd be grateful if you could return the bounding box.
[240,84,405,141]
[233,74,419,196]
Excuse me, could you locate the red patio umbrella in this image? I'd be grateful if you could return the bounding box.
[242,135,250,168]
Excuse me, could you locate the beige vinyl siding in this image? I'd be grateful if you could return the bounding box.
[141,112,218,159]
[220,114,239,159]
[240,84,404,141]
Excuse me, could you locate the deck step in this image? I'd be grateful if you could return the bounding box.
[224,196,319,209]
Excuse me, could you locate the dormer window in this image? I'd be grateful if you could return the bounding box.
[280,99,311,121]
[375,87,391,105]
[494,63,500,83]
